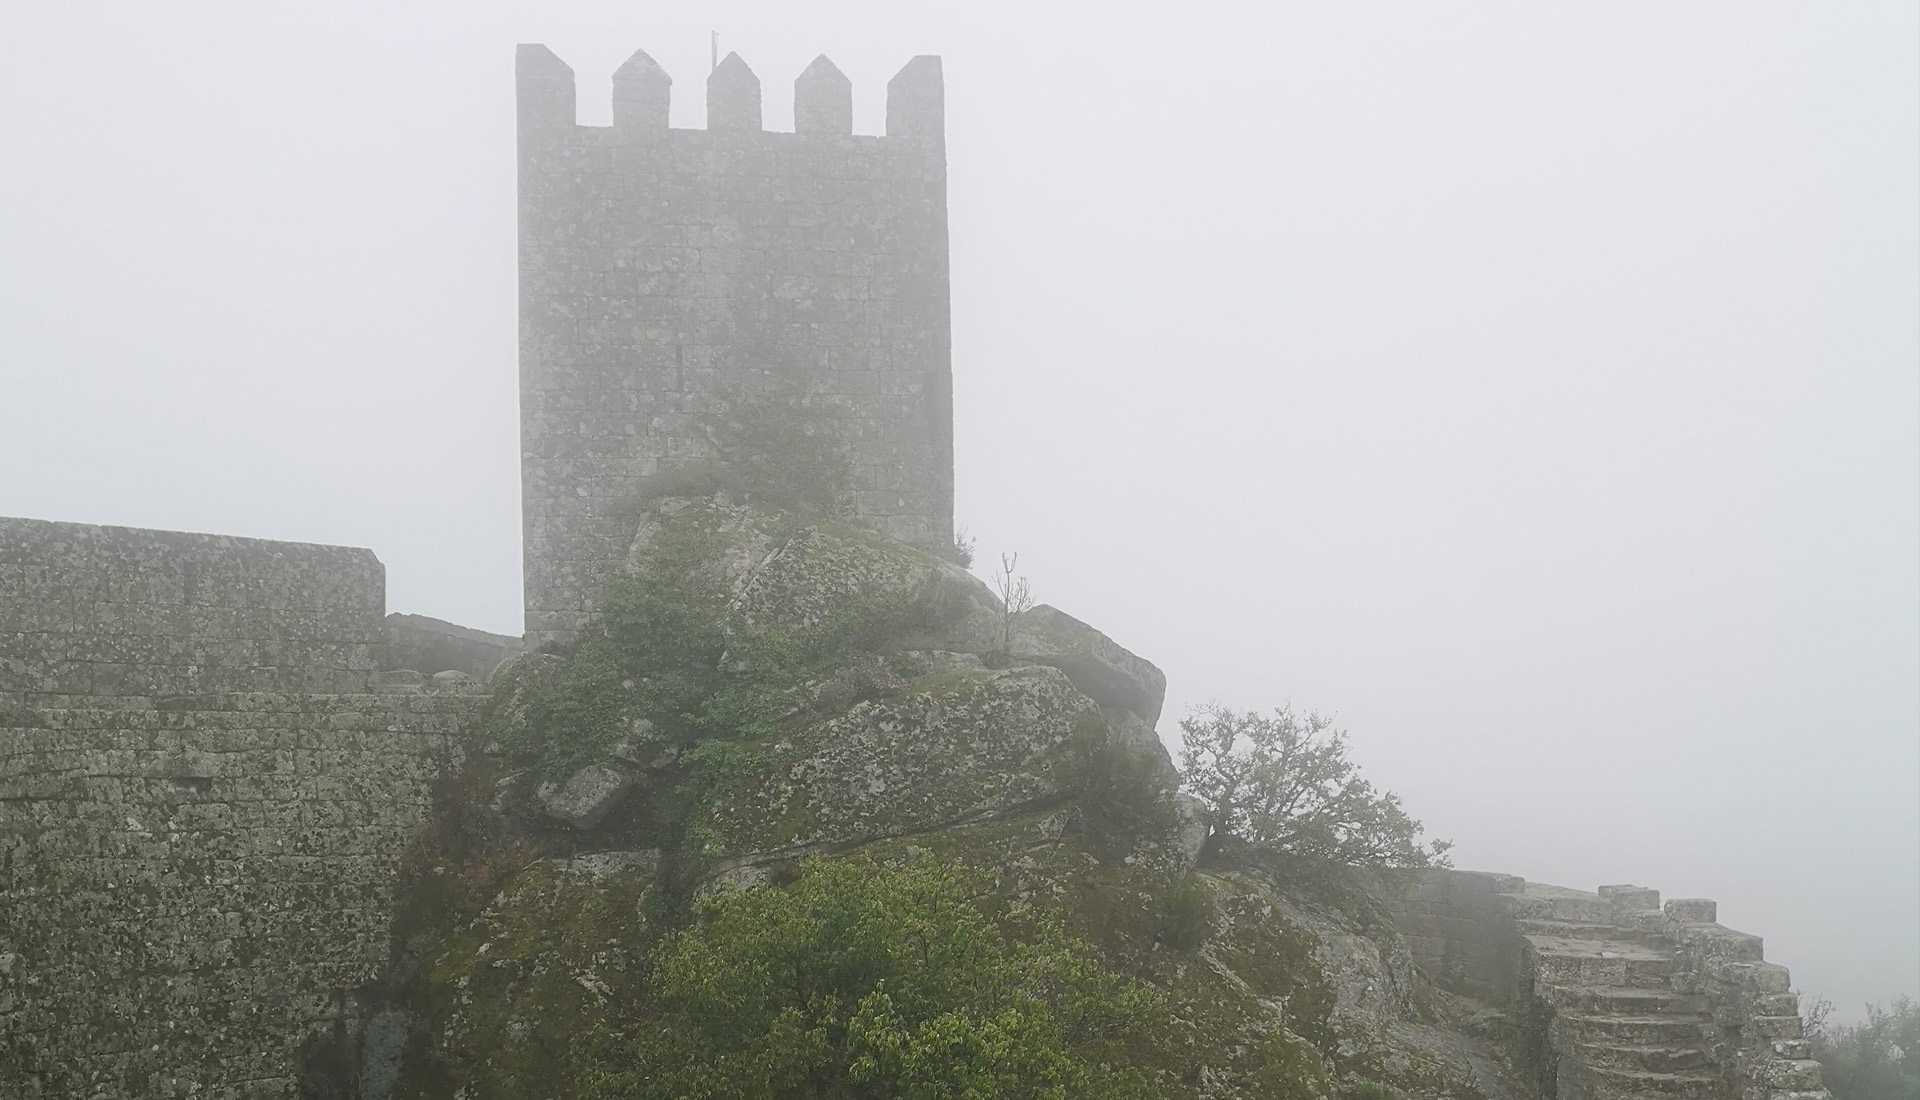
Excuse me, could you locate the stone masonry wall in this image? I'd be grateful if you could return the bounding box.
[0,518,385,701]
[1387,867,1527,1004]
[383,612,523,682]
[0,691,481,1099]
[517,44,954,647]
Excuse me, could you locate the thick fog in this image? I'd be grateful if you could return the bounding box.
[2,2,1913,1019]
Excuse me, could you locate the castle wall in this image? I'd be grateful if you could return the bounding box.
[383,612,523,682]
[1387,868,1527,1003]
[0,691,480,1099]
[517,45,953,646]
[0,518,385,701]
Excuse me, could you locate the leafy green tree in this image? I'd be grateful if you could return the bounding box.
[578,853,1158,1099]
[1178,704,1450,870]
[1805,996,1919,1100]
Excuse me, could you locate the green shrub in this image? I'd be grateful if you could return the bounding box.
[1156,875,1215,953]
[1062,715,1177,857]
[1806,996,1919,1100]
[575,853,1159,1099]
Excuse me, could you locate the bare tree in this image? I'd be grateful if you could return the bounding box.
[995,552,1033,660]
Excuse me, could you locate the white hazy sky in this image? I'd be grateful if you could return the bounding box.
[2,2,1914,1019]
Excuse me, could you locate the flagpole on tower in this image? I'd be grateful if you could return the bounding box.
[710,31,719,72]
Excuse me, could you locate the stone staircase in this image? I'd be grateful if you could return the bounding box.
[1506,884,1827,1100]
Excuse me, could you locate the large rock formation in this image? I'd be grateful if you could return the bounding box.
[381,494,1535,1100]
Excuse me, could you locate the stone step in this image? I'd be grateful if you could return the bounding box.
[1529,938,1679,989]
[1504,889,1619,924]
[1574,1064,1721,1099]
[1542,984,1705,1016]
[1554,1013,1710,1046]
[1517,918,1672,949]
[1519,918,1632,941]
[1571,1042,1713,1074]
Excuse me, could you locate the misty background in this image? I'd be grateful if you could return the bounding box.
[2,2,1914,1021]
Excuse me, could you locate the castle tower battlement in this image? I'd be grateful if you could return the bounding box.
[516,44,954,647]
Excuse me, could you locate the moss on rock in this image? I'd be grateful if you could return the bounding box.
[396,852,659,1100]
[703,665,1102,861]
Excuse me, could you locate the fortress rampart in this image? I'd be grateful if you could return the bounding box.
[0,520,484,1098]
[517,44,954,647]
[0,518,385,701]
[0,692,477,1098]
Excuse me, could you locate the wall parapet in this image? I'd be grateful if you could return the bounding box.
[0,517,385,701]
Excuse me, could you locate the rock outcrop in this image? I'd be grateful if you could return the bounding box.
[380,493,1541,1100]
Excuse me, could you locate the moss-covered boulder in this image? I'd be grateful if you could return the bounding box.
[396,851,658,1099]
[1011,603,1169,726]
[703,665,1103,868]
[385,491,1530,1100]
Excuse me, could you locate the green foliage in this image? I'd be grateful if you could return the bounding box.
[1342,1083,1399,1100]
[1806,996,1919,1100]
[945,528,977,569]
[577,853,1160,1100]
[696,384,852,517]
[1154,875,1215,954]
[1061,715,1177,857]
[504,503,961,780]
[1178,704,1450,871]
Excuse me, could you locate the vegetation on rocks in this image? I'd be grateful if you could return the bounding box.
[575,853,1157,1100]
[387,493,1508,1100]
[1178,705,1452,871]
[1805,996,1919,1100]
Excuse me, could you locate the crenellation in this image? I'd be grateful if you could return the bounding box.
[611,47,671,132]
[706,52,763,132]
[795,54,854,135]
[514,42,576,137]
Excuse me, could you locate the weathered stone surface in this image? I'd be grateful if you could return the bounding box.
[623,494,1000,655]
[373,668,428,692]
[384,612,522,681]
[1173,792,1211,866]
[707,665,1100,861]
[538,763,634,829]
[0,692,481,1098]
[483,651,567,745]
[519,48,953,648]
[412,851,659,1093]
[1105,705,1177,777]
[429,669,481,693]
[1009,603,1167,726]
[0,516,385,701]
[1380,876,1837,1100]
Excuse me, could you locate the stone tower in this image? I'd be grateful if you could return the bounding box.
[517,44,954,646]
